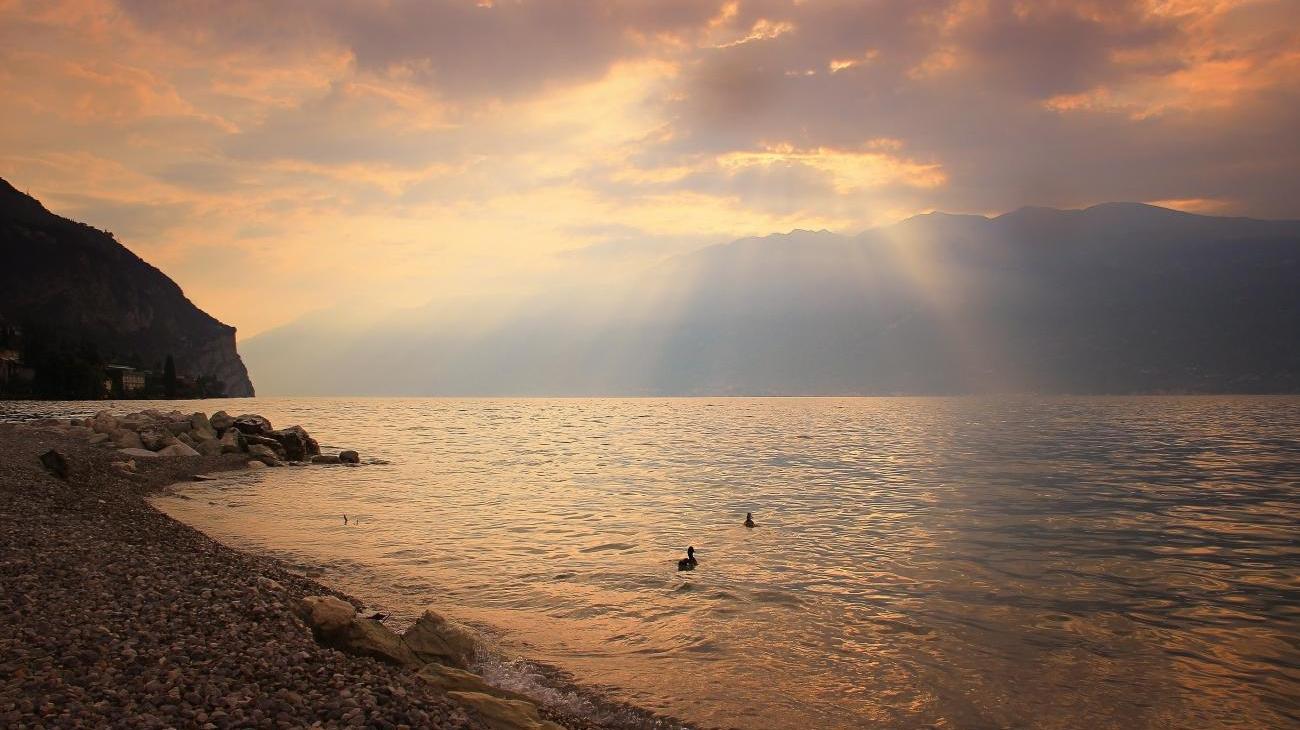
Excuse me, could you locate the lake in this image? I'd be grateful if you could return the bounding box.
[7,396,1299,728]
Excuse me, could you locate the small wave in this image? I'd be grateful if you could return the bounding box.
[579,542,636,553]
[750,589,803,606]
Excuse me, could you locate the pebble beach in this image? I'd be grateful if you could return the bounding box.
[0,416,648,730]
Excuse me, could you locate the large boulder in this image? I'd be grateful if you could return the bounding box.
[244,434,286,457]
[234,414,272,435]
[247,444,278,460]
[157,443,200,457]
[339,450,360,464]
[219,428,247,454]
[298,596,355,633]
[311,454,342,465]
[137,427,171,451]
[445,691,564,730]
[210,410,234,433]
[190,412,217,440]
[118,448,160,459]
[163,420,192,436]
[402,609,477,669]
[111,429,144,450]
[333,619,423,669]
[417,664,533,704]
[91,412,118,434]
[296,597,421,669]
[268,425,319,461]
[195,438,224,457]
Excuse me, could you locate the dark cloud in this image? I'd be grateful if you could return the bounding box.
[117,0,727,99]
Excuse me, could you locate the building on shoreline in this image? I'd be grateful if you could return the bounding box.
[104,364,147,398]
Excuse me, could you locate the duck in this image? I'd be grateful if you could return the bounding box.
[677,546,698,571]
[744,512,755,528]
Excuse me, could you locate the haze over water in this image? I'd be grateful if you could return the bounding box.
[45,396,1297,728]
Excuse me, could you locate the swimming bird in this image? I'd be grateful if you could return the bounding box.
[677,546,698,571]
[744,512,755,528]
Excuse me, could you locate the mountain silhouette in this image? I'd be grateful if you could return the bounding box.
[0,179,255,396]
[243,203,1300,395]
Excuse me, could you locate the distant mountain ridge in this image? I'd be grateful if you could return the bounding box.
[0,178,254,396]
[241,202,1298,395]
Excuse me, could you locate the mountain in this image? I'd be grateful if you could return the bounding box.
[243,202,1300,396]
[0,178,254,397]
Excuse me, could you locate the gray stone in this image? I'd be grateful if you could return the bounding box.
[219,429,246,454]
[157,443,200,457]
[339,450,360,464]
[234,414,272,435]
[112,429,144,449]
[189,412,216,440]
[245,460,267,469]
[210,410,234,431]
[299,596,356,633]
[444,691,563,730]
[402,609,477,669]
[417,664,533,703]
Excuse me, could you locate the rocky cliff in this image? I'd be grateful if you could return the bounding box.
[0,178,254,396]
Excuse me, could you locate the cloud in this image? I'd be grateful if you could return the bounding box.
[1,0,1297,340]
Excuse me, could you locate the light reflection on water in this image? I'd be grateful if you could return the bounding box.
[12,396,1300,728]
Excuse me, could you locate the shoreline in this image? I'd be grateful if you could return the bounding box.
[0,420,697,729]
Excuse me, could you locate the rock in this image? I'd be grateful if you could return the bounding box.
[67,425,94,439]
[111,429,144,449]
[402,609,477,669]
[256,576,284,592]
[339,450,360,464]
[87,432,112,445]
[39,449,69,479]
[210,410,234,432]
[311,454,342,465]
[219,429,246,454]
[244,433,285,455]
[189,412,216,440]
[177,432,197,448]
[417,664,533,704]
[118,448,161,459]
[332,619,423,669]
[111,459,137,472]
[164,420,192,436]
[245,460,267,470]
[234,415,272,436]
[137,427,170,451]
[91,412,118,433]
[298,596,357,634]
[267,426,318,461]
[195,439,223,457]
[191,474,218,481]
[157,443,200,457]
[247,444,282,467]
[445,691,564,730]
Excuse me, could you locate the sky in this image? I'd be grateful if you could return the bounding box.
[1,0,1298,338]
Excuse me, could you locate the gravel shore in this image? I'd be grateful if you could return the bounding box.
[0,422,514,729]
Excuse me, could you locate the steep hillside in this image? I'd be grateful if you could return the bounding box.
[0,179,254,396]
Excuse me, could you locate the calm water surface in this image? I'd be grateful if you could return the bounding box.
[9,397,1300,728]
